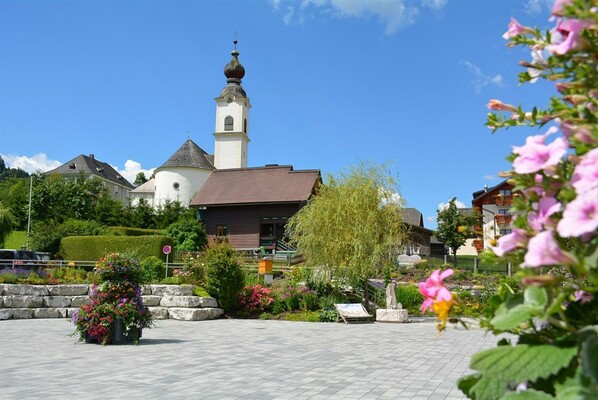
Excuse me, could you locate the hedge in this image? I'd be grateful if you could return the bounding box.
[103,226,161,236]
[60,235,174,261]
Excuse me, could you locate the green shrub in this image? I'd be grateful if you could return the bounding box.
[0,272,18,283]
[300,290,319,311]
[60,235,174,261]
[140,256,165,283]
[47,267,88,283]
[271,300,287,315]
[31,219,104,255]
[318,307,338,322]
[283,311,319,322]
[318,292,348,309]
[204,242,245,313]
[163,217,207,251]
[192,286,211,297]
[103,226,160,236]
[395,284,424,315]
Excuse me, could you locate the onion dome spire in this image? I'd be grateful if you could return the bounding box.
[224,39,245,83]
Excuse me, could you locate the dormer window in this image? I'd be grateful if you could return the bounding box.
[224,116,234,131]
[96,167,104,172]
[68,163,76,169]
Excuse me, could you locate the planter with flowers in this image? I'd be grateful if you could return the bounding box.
[72,253,153,345]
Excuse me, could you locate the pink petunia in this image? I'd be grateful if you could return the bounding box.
[528,197,561,231]
[502,18,531,39]
[571,148,598,194]
[557,187,598,238]
[523,231,576,268]
[491,228,529,257]
[418,269,453,313]
[547,18,593,55]
[551,0,572,16]
[487,99,518,113]
[512,127,568,174]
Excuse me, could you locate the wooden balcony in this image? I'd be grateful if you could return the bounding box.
[495,214,513,225]
[473,239,484,252]
[494,194,513,206]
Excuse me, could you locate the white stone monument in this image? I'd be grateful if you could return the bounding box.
[376,280,409,322]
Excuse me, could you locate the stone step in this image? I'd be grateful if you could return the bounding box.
[168,307,224,321]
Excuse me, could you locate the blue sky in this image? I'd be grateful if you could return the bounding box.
[0,0,557,228]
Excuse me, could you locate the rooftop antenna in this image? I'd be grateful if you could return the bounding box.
[233,31,238,49]
[187,131,191,140]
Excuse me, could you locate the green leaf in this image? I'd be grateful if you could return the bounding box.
[470,376,508,400]
[458,373,481,397]
[500,389,554,400]
[554,369,593,400]
[581,333,598,384]
[491,304,540,330]
[524,287,548,307]
[470,345,577,383]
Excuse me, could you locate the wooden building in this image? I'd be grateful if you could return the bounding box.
[190,165,320,251]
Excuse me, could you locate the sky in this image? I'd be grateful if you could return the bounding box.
[0,0,558,228]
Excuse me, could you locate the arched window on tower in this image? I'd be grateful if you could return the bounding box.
[224,116,234,131]
[243,118,247,134]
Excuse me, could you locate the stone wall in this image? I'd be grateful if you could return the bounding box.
[0,284,223,321]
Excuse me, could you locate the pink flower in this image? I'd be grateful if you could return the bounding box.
[547,19,593,55]
[571,148,598,194]
[418,269,453,313]
[502,18,532,39]
[491,228,529,257]
[551,0,571,17]
[523,231,576,267]
[557,187,598,238]
[512,127,568,174]
[487,99,518,113]
[558,119,596,145]
[528,197,561,231]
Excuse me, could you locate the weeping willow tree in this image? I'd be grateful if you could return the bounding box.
[286,163,407,305]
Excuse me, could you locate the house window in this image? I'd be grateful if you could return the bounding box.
[224,116,234,131]
[500,229,512,235]
[114,186,119,194]
[243,118,247,134]
[499,189,512,195]
[216,225,228,237]
[498,209,511,215]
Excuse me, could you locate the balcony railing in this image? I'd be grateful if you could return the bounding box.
[494,194,513,206]
[495,214,513,225]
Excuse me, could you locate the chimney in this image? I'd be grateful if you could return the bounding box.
[90,154,94,160]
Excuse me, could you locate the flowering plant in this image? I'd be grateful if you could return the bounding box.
[239,284,275,313]
[73,253,152,344]
[421,1,597,398]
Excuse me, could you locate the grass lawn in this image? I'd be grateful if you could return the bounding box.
[3,231,27,249]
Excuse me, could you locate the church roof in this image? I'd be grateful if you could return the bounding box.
[130,178,155,193]
[401,208,424,228]
[158,139,215,170]
[190,165,320,207]
[46,154,134,189]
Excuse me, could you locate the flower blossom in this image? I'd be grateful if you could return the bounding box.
[557,187,598,238]
[502,18,533,39]
[528,197,561,231]
[487,99,518,113]
[558,119,596,145]
[523,231,576,268]
[418,269,453,314]
[551,0,572,17]
[512,127,568,174]
[491,228,529,257]
[527,48,548,83]
[547,18,593,55]
[571,148,598,194]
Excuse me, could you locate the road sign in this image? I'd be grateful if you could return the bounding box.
[163,245,171,255]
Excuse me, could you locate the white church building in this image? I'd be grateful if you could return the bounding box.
[130,41,251,208]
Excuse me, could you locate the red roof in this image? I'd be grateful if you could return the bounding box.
[190,165,320,206]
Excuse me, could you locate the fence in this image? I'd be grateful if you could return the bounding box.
[425,255,516,275]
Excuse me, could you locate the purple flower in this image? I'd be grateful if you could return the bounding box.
[557,187,598,238]
[512,127,568,174]
[572,148,598,195]
[528,197,561,231]
[523,231,576,268]
[491,228,529,257]
[71,310,79,325]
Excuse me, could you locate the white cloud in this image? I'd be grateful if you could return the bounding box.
[422,0,448,10]
[1,153,61,174]
[437,198,466,211]
[110,160,156,185]
[426,215,436,223]
[460,60,504,93]
[272,0,429,35]
[523,0,552,16]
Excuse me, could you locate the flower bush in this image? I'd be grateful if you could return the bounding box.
[72,253,152,345]
[421,1,598,398]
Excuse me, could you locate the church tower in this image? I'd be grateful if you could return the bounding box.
[213,40,251,169]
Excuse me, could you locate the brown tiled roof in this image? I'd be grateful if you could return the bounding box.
[190,165,320,206]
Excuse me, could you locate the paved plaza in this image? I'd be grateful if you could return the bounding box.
[0,318,498,399]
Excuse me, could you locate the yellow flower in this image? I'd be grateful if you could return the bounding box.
[433,299,453,334]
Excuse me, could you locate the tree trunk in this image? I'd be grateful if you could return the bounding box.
[363,279,370,310]
[452,248,458,268]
